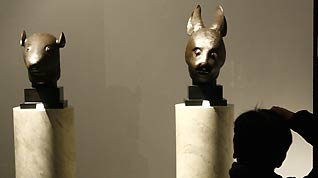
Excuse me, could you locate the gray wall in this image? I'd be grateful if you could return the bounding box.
[0,0,313,177]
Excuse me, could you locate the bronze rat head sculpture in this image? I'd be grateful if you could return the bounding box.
[185,5,227,84]
[20,31,65,88]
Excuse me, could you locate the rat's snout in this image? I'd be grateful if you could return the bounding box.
[28,63,46,77]
[25,53,42,67]
[28,64,40,73]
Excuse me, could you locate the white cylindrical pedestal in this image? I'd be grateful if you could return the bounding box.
[13,105,76,178]
[175,103,234,178]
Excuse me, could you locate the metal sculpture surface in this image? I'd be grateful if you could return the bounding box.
[185,5,227,84]
[20,31,67,109]
[20,31,65,88]
[184,5,227,106]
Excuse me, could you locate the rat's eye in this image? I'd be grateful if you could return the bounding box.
[45,46,51,52]
[193,48,202,57]
[210,52,216,59]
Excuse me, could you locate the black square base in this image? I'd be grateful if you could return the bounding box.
[185,85,227,106]
[21,87,68,109]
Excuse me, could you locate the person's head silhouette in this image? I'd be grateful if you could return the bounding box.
[230,109,292,177]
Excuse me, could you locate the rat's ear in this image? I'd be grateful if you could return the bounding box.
[20,30,27,47]
[187,5,205,35]
[56,32,66,48]
[210,5,227,37]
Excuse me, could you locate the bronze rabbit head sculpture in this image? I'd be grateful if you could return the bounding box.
[20,31,66,88]
[185,5,227,84]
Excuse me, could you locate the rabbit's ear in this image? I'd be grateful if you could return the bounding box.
[210,5,227,37]
[187,5,205,35]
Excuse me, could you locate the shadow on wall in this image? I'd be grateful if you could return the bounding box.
[103,85,149,178]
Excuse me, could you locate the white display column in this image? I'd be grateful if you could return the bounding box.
[175,103,234,178]
[13,104,76,178]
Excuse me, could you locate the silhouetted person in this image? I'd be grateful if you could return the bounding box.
[272,106,318,178]
[229,109,292,178]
